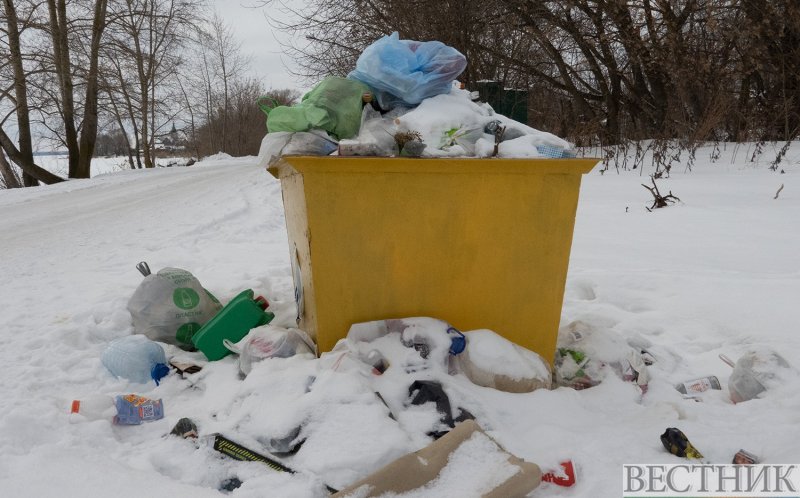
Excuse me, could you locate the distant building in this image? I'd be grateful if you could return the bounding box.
[156,123,186,152]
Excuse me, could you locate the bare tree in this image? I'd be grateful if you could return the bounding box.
[189,85,299,157]
[0,0,65,185]
[738,0,800,140]
[178,13,279,158]
[4,0,265,187]
[206,13,250,154]
[266,0,511,87]
[103,0,200,168]
[2,0,39,186]
[44,0,109,178]
[271,0,798,145]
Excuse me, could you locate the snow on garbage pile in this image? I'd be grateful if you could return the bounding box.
[464,330,551,381]
[258,32,575,162]
[393,87,573,158]
[258,86,576,165]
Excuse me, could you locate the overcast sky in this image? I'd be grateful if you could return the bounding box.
[213,0,308,92]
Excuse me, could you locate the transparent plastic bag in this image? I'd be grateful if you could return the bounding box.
[256,132,292,168]
[127,265,222,348]
[317,340,370,374]
[282,131,338,156]
[348,32,467,109]
[256,131,338,168]
[339,105,398,157]
[440,124,485,154]
[346,317,458,374]
[554,320,649,391]
[728,349,791,403]
[225,325,316,377]
[453,330,551,393]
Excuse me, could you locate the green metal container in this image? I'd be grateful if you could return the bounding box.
[191,289,275,361]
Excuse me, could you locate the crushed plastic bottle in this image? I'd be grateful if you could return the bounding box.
[102,335,170,385]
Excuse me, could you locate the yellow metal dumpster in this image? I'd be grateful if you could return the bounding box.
[268,156,597,363]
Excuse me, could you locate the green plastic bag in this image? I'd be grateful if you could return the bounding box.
[262,77,370,140]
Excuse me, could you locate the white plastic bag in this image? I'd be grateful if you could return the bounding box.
[256,132,292,168]
[127,265,221,348]
[256,131,338,168]
[554,320,649,391]
[453,330,551,393]
[225,325,316,377]
[339,105,398,157]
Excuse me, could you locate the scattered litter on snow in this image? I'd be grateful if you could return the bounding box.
[2,141,799,497]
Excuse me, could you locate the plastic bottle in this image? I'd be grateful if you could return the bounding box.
[69,395,117,423]
[674,376,721,395]
[69,394,164,424]
[102,335,170,385]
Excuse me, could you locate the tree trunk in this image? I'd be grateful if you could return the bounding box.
[3,0,39,187]
[0,150,22,189]
[47,0,82,178]
[76,0,110,178]
[0,130,66,184]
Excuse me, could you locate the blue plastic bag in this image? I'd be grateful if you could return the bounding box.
[348,32,467,109]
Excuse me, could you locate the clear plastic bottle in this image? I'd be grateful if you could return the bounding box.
[69,395,117,423]
[102,335,170,385]
[69,394,164,425]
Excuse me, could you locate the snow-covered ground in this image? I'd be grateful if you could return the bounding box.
[0,144,798,497]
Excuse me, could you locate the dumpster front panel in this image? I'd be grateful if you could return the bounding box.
[273,157,596,361]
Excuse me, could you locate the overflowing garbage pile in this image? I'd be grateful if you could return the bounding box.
[257,32,575,168]
[69,257,798,495]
